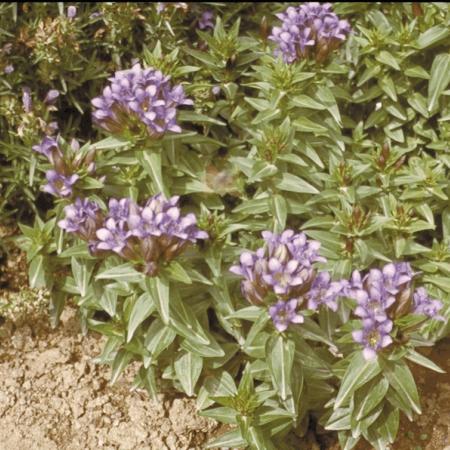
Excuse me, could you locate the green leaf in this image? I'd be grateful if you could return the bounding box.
[92,136,130,150]
[200,406,237,424]
[139,151,168,197]
[404,65,430,79]
[378,75,397,101]
[164,261,192,284]
[405,349,445,373]
[382,359,421,415]
[178,110,226,126]
[428,54,450,112]
[233,197,270,215]
[144,319,176,362]
[423,275,450,293]
[145,276,170,325]
[170,292,214,347]
[205,429,246,449]
[248,161,278,182]
[334,352,381,410]
[71,257,92,297]
[248,426,276,450]
[375,50,400,71]
[291,95,326,110]
[127,292,155,343]
[243,310,270,355]
[326,408,352,431]
[110,349,133,384]
[272,194,287,230]
[58,243,92,259]
[353,378,389,420]
[99,289,118,317]
[96,263,143,283]
[174,351,203,396]
[294,116,328,133]
[276,173,319,194]
[49,291,66,328]
[338,431,360,450]
[29,255,45,288]
[417,25,450,49]
[366,406,399,449]
[267,335,294,401]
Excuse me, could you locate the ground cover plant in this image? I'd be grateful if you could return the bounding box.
[1,2,450,449]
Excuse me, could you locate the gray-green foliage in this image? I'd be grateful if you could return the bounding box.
[4,3,450,449]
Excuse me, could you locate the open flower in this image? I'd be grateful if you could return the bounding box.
[269,299,304,332]
[352,318,393,360]
[42,170,79,197]
[307,271,349,312]
[32,136,59,161]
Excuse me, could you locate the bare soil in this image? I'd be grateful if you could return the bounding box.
[0,307,218,450]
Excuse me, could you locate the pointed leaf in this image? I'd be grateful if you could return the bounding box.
[174,351,203,396]
[267,335,294,401]
[334,352,381,410]
[145,276,170,324]
[428,54,450,112]
[127,292,155,342]
[382,359,421,414]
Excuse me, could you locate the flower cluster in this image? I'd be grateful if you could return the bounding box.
[269,2,351,64]
[32,136,95,198]
[230,230,350,332]
[91,63,193,137]
[59,194,208,276]
[349,262,443,360]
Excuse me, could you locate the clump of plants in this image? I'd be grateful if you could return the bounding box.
[3,2,450,449]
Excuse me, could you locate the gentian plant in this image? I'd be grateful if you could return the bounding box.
[5,2,450,449]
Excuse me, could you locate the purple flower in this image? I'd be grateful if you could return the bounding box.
[96,219,130,255]
[381,262,414,295]
[269,299,304,332]
[91,63,193,137]
[352,318,393,360]
[413,287,444,320]
[198,10,214,30]
[128,194,208,258]
[108,198,132,224]
[230,230,326,304]
[211,86,221,96]
[22,87,32,113]
[349,262,416,321]
[269,3,350,64]
[42,170,79,198]
[44,89,60,105]
[67,6,77,19]
[307,271,348,312]
[4,64,14,74]
[262,258,308,295]
[91,194,207,274]
[58,198,101,241]
[32,136,59,161]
